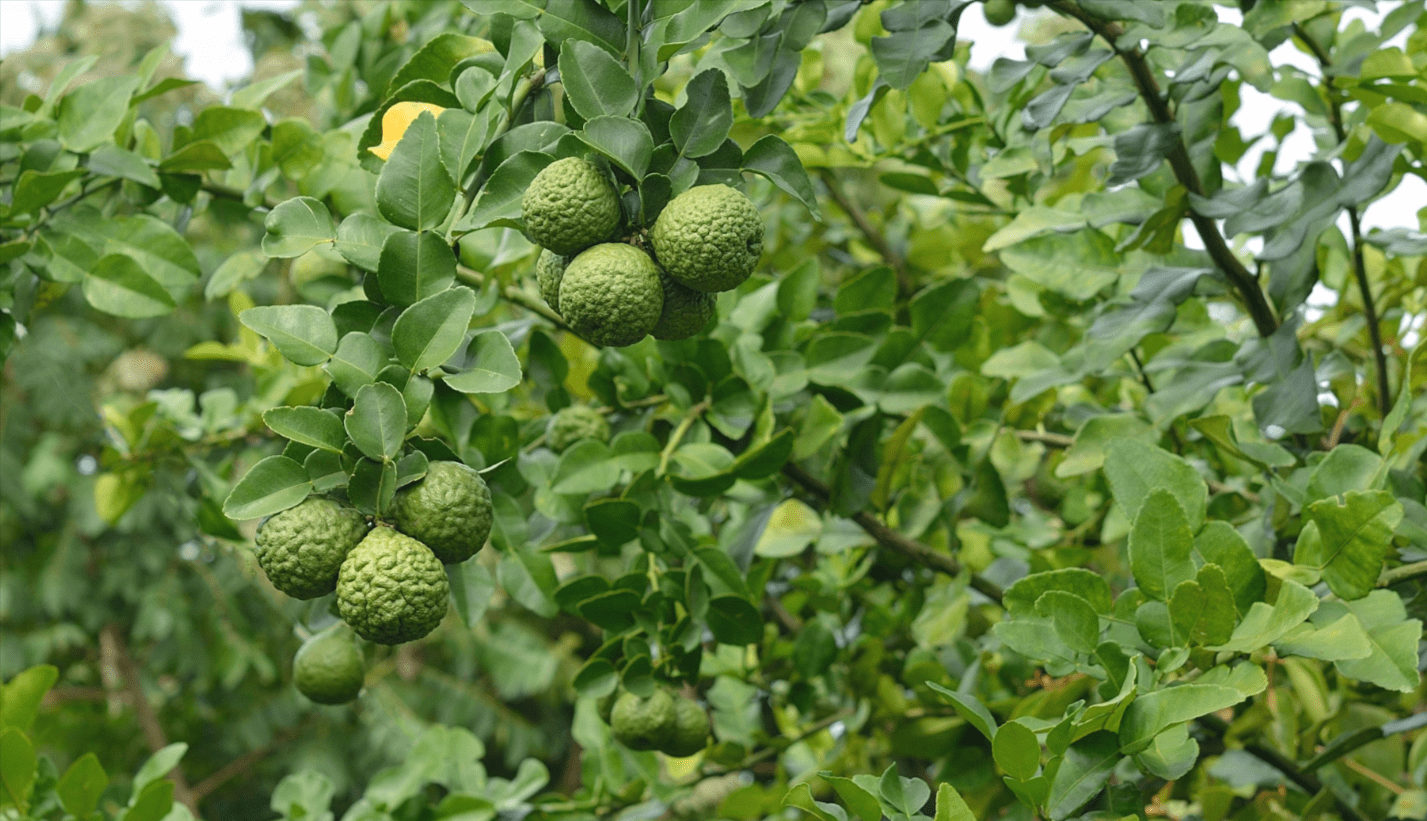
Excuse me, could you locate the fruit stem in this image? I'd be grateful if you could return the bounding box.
[657,400,709,476]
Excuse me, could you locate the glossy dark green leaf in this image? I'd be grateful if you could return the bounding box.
[742,134,820,218]
[345,382,408,461]
[559,39,638,119]
[443,330,522,393]
[375,111,456,231]
[336,213,402,273]
[453,150,555,232]
[325,332,386,397]
[263,406,346,453]
[377,229,456,308]
[348,457,397,516]
[392,286,476,373]
[706,594,763,645]
[671,69,733,158]
[578,115,653,178]
[239,305,338,366]
[222,456,311,520]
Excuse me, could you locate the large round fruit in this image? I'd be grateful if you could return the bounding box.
[546,405,610,452]
[521,157,621,255]
[661,696,711,757]
[336,527,449,645]
[254,497,368,600]
[392,461,493,564]
[558,243,663,347]
[293,626,365,705]
[610,689,678,752]
[652,270,717,340]
[651,184,763,293]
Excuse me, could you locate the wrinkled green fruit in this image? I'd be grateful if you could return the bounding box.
[535,249,568,312]
[611,689,677,751]
[392,461,493,564]
[559,243,663,347]
[293,626,364,705]
[662,696,711,757]
[521,157,621,255]
[652,270,717,340]
[651,184,763,293]
[546,405,610,453]
[336,528,449,645]
[984,0,1016,26]
[255,497,368,599]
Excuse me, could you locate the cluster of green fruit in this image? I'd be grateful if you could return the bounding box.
[521,156,764,347]
[599,686,711,758]
[254,462,494,703]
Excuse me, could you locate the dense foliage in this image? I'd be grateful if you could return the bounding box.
[2,1,1425,820]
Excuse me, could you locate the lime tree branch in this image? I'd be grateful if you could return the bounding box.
[1379,560,1427,588]
[781,460,1004,602]
[455,263,571,331]
[1196,714,1369,821]
[1291,22,1392,418]
[1045,1,1278,338]
[817,169,914,297]
[458,69,548,216]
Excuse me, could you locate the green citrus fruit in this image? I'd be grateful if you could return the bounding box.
[984,0,1016,26]
[546,405,610,453]
[597,689,619,723]
[651,184,763,293]
[391,460,492,564]
[652,270,717,340]
[535,249,569,312]
[293,626,364,705]
[661,696,711,757]
[521,157,621,255]
[610,688,677,752]
[558,243,663,347]
[254,497,368,599]
[336,527,449,645]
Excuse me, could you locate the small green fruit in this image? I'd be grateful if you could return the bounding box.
[293,626,364,705]
[610,689,677,751]
[535,249,568,312]
[651,184,763,293]
[661,696,711,757]
[558,243,663,347]
[521,157,621,255]
[984,0,1016,26]
[651,270,717,341]
[392,460,493,564]
[336,527,449,645]
[255,497,368,600]
[546,405,610,453]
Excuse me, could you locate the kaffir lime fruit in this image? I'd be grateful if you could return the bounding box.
[546,405,610,453]
[522,157,621,255]
[662,696,711,757]
[652,270,717,340]
[558,243,663,347]
[984,0,1016,26]
[336,527,449,645]
[392,460,493,564]
[254,497,368,600]
[610,689,678,752]
[651,184,763,293]
[535,249,568,312]
[293,626,364,705]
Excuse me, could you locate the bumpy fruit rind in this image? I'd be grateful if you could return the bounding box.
[610,689,678,752]
[546,405,610,453]
[535,249,568,312]
[652,270,717,340]
[651,184,763,293]
[370,102,446,160]
[293,626,365,705]
[559,243,663,347]
[336,528,449,645]
[521,157,621,255]
[255,497,368,600]
[662,696,711,757]
[392,461,493,564]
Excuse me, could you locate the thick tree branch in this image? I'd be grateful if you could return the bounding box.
[817,169,914,297]
[102,624,200,817]
[1291,22,1392,417]
[781,461,1004,602]
[1046,1,1278,338]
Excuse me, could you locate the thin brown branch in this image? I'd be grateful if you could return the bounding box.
[102,624,199,816]
[817,169,914,297]
[1290,22,1392,417]
[1046,1,1278,338]
[781,461,1004,602]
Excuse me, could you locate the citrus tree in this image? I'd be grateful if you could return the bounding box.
[2,1,1425,820]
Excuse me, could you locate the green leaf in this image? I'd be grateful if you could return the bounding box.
[934,783,975,821]
[498,547,559,618]
[377,229,456,308]
[1000,229,1122,301]
[82,253,176,318]
[982,205,1085,252]
[0,666,58,733]
[1046,731,1119,820]
[387,33,490,94]
[792,621,837,679]
[0,729,36,810]
[240,305,338,366]
[223,456,311,520]
[1213,579,1319,654]
[559,39,638,120]
[926,683,997,741]
[536,0,625,57]
[443,330,522,393]
[1056,414,1155,478]
[1167,564,1238,647]
[56,75,140,152]
[1275,612,1373,662]
[1108,123,1180,185]
[346,382,408,462]
[336,213,403,273]
[993,719,1041,781]
[754,498,822,558]
[879,765,932,817]
[125,781,174,821]
[131,742,188,798]
[583,499,640,547]
[1104,439,1207,530]
[262,197,336,258]
[1194,522,1266,614]
[579,115,654,178]
[1304,444,1383,505]
[191,106,267,155]
[263,407,346,453]
[672,69,734,158]
[1328,590,1422,692]
[376,111,456,231]
[8,168,84,216]
[1004,568,1114,617]
[742,135,821,219]
[230,68,301,108]
[1128,488,1196,602]
[1036,591,1100,654]
[348,458,397,516]
[1135,722,1199,780]
[57,753,107,817]
[551,440,620,494]
[393,286,476,373]
[454,150,555,232]
[1119,684,1248,752]
[818,773,880,821]
[269,771,335,821]
[448,559,497,629]
[1297,490,1402,600]
[785,783,850,821]
[52,210,200,299]
[707,595,763,645]
[204,250,266,300]
[325,332,386,396]
[871,21,956,90]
